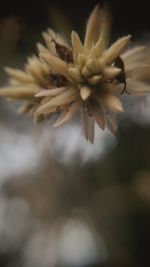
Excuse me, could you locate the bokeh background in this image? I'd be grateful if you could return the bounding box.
[0,1,150,267]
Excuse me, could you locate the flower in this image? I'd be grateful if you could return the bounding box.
[0,5,150,143]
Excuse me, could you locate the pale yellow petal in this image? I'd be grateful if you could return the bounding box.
[40,53,70,80]
[71,31,84,63]
[46,28,56,39]
[81,66,91,77]
[68,67,83,82]
[103,66,121,80]
[101,94,123,112]
[35,87,67,97]
[36,87,79,114]
[0,85,38,99]
[84,5,101,49]
[88,75,102,85]
[80,86,92,100]
[77,53,87,68]
[5,67,34,84]
[98,7,111,50]
[103,35,131,64]
[37,43,51,55]
[91,6,111,57]
[85,58,99,73]
[91,38,106,57]
[47,28,69,47]
[26,56,49,85]
[43,31,53,46]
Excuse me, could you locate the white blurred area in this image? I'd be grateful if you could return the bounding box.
[0,196,33,253]
[1,93,150,182]
[0,113,111,267]
[0,83,150,267]
[0,119,115,181]
[23,216,107,267]
[120,94,150,125]
[0,126,40,180]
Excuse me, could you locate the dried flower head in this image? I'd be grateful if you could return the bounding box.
[0,5,150,143]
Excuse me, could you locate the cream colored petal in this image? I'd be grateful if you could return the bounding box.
[90,101,105,129]
[80,86,92,101]
[37,43,51,55]
[98,7,111,50]
[103,66,121,80]
[40,53,70,80]
[47,28,69,47]
[53,100,81,127]
[46,28,56,39]
[84,5,101,49]
[101,94,123,112]
[43,31,53,45]
[103,35,131,64]
[36,87,79,114]
[85,58,98,73]
[26,56,49,84]
[35,87,67,97]
[91,38,106,57]
[77,53,87,68]
[0,85,38,99]
[68,67,83,82]
[125,63,148,77]
[82,66,91,77]
[5,67,34,84]
[71,31,84,63]
[123,46,147,77]
[42,31,57,55]
[122,46,145,61]
[91,6,111,57]
[88,75,102,85]
[126,78,150,95]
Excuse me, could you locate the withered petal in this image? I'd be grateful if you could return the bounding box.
[90,100,105,130]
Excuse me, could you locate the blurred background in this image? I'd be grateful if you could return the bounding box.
[0,0,150,266]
